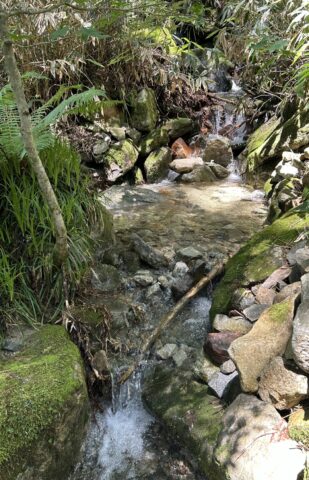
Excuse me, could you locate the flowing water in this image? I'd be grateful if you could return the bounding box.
[70,171,267,480]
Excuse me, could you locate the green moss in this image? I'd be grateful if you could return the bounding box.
[143,365,223,477]
[0,325,87,472]
[288,408,309,449]
[247,117,280,158]
[133,27,179,55]
[131,88,158,132]
[140,126,169,155]
[264,178,273,197]
[105,139,139,172]
[210,212,309,321]
[267,299,293,323]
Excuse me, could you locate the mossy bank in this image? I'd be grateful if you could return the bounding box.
[0,325,89,480]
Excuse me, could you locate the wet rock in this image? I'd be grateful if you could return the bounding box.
[170,157,204,174]
[145,282,162,299]
[274,281,301,304]
[121,250,140,273]
[243,303,269,323]
[204,332,242,366]
[288,406,309,449]
[172,346,189,367]
[163,118,196,140]
[143,364,224,477]
[258,356,308,410]
[144,147,172,182]
[229,297,296,392]
[213,314,252,334]
[93,350,110,372]
[220,359,236,374]
[2,338,23,352]
[131,88,158,132]
[172,261,189,277]
[214,394,306,480]
[171,273,194,299]
[125,126,142,144]
[193,357,220,383]
[157,343,178,360]
[158,275,170,288]
[255,286,276,305]
[181,165,217,183]
[91,264,121,292]
[131,233,169,268]
[208,371,238,399]
[177,246,203,261]
[202,134,233,167]
[292,300,309,374]
[206,161,229,179]
[133,271,154,287]
[171,138,193,159]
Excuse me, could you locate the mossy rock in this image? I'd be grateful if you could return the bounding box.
[163,117,197,140]
[144,147,172,182]
[0,325,89,480]
[131,88,158,132]
[133,27,179,55]
[210,212,309,321]
[246,106,309,171]
[142,364,223,478]
[105,139,139,173]
[140,126,169,155]
[288,407,309,449]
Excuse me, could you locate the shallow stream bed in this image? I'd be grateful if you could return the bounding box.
[71,176,267,480]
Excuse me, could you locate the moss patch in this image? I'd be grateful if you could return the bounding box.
[0,325,88,478]
[288,407,309,449]
[210,212,309,321]
[105,139,139,172]
[143,365,223,477]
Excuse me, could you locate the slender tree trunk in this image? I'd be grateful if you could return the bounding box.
[0,14,68,266]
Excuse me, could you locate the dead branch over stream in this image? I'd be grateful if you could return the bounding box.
[118,262,225,384]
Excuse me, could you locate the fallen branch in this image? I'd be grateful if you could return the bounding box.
[118,262,224,384]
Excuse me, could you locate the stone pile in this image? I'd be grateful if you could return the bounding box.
[85,87,234,184]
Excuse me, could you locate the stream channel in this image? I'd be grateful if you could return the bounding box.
[71,166,267,479]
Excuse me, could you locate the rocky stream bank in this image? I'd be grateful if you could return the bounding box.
[0,82,309,480]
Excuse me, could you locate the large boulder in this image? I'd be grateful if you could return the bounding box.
[0,326,89,480]
[105,139,139,182]
[210,212,309,321]
[131,88,158,132]
[202,134,233,167]
[245,106,309,172]
[163,118,196,140]
[228,297,296,392]
[142,364,223,477]
[131,233,169,268]
[214,394,306,480]
[258,356,309,409]
[292,300,309,374]
[144,147,172,182]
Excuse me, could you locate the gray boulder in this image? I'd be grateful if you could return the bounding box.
[258,356,309,409]
[214,394,306,480]
[105,139,139,183]
[213,314,252,334]
[292,300,309,374]
[208,370,238,399]
[229,297,296,392]
[169,157,204,174]
[202,134,233,167]
[206,161,230,178]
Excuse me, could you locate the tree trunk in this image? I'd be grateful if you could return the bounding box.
[0,14,68,266]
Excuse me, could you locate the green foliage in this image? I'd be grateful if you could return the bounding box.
[0,85,109,326]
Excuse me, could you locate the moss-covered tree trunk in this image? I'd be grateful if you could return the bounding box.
[0,13,68,266]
